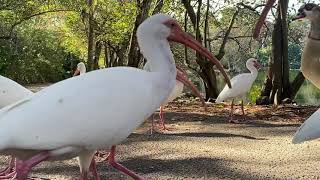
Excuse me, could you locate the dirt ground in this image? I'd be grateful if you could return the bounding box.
[1,85,320,179]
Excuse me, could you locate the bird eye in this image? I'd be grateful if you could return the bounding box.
[170,23,175,28]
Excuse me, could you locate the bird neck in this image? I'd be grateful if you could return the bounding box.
[80,68,86,75]
[309,20,320,40]
[139,37,177,104]
[247,65,258,76]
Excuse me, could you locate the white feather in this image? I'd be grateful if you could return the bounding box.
[292,108,320,144]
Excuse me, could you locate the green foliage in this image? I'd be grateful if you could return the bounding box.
[248,85,261,103]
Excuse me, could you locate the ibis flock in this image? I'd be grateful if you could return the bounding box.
[0,2,317,179]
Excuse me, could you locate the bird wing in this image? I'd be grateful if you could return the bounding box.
[292,108,320,144]
[216,73,254,102]
[0,67,159,151]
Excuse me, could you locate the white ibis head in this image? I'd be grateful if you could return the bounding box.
[246,58,262,70]
[137,14,231,88]
[73,62,86,76]
[293,3,320,21]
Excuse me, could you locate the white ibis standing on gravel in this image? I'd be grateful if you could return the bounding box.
[216,58,261,123]
[0,14,231,180]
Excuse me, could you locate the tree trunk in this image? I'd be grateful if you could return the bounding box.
[257,0,291,105]
[104,43,109,68]
[93,41,102,70]
[87,0,95,71]
[182,0,239,100]
[290,72,305,99]
[127,0,152,67]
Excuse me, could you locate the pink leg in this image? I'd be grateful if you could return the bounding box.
[159,106,166,130]
[149,113,156,135]
[16,151,50,180]
[241,100,246,121]
[159,106,172,131]
[80,171,88,180]
[229,99,239,123]
[89,158,101,180]
[108,146,144,180]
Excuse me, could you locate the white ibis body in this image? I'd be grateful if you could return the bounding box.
[0,76,33,179]
[0,14,230,180]
[216,58,261,123]
[292,108,320,144]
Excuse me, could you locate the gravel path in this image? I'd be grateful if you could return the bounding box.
[1,85,320,179]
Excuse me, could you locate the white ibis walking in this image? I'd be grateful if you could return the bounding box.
[0,14,230,180]
[216,58,261,123]
[0,76,33,179]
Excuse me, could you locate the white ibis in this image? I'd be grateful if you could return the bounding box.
[216,58,261,123]
[292,108,320,144]
[0,14,231,180]
[0,76,33,179]
[144,62,206,132]
[73,62,87,76]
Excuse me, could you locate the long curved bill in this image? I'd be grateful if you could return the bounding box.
[73,69,80,76]
[167,23,231,88]
[253,0,276,39]
[176,68,208,112]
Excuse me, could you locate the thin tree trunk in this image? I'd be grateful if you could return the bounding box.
[87,0,95,71]
[290,72,305,99]
[127,0,152,67]
[93,41,102,70]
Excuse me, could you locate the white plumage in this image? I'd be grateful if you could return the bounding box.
[292,109,320,144]
[216,58,261,123]
[216,58,260,103]
[0,76,33,108]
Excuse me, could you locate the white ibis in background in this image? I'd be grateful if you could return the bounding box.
[216,58,261,123]
[73,62,87,76]
[144,62,207,132]
[0,14,231,180]
[0,76,33,179]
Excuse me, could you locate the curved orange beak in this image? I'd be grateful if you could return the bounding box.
[175,67,207,112]
[253,0,276,39]
[166,20,231,88]
[73,69,80,76]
